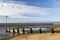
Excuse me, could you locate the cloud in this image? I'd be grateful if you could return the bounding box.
[0,1,49,18]
[0,0,60,23]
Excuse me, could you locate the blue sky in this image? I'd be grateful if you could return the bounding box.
[0,0,60,23]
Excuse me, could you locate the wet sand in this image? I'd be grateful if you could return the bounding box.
[9,33,60,40]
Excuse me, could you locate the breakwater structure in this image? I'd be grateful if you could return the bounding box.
[0,22,58,35]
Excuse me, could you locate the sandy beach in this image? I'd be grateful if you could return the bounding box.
[9,33,60,40]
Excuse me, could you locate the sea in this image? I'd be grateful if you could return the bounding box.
[0,27,48,39]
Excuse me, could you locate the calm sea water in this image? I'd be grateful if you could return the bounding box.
[0,28,17,39]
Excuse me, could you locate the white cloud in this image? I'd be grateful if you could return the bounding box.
[0,1,49,18]
[0,0,60,21]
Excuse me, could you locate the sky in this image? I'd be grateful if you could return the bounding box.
[0,0,60,23]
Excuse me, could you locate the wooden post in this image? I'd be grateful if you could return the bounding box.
[17,28,19,35]
[13,28,15,35]
[51,28,54,34]
[39,28,42,33]
[30,28,33,34]
[23,28,25,34]
[6,28,10,32]
[6,28,8,32]
[9,29,10,33]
